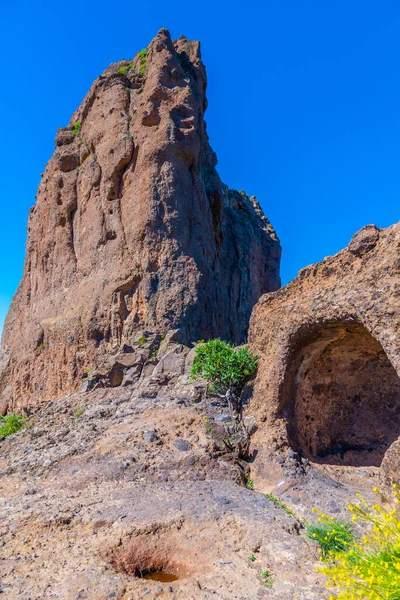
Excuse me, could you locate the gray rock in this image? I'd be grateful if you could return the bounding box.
[173,438,190,451]
[143,430,158,444]
[214,414,231,422]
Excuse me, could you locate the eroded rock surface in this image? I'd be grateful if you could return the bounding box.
[0,374,341,600]
[248,222,400,491]
[0,28,280,411]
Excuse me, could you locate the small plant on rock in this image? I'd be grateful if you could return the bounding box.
[72,121,81,136]
[0,414,26,438]
[137,334,147,347]
[306,512,355,559]
[118,66,129,76]
[137,48,147,75]
[224,437,235,447]
[74,406,85,419]
[266,493,295,517]
[261,569,274,588]
[248,554,256,562]
[244,472,254,490]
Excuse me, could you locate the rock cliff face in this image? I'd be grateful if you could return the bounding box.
[248,223,400,488]
[0,29,280,410]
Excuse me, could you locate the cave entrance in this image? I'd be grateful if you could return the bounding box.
[285,323,400,466]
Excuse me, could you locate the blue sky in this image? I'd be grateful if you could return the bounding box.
[1,0,400,335]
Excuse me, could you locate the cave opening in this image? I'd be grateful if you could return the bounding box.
[283,323,400,466]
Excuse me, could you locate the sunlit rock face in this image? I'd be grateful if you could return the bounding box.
[0,29,280,410]
[249,222,400,484]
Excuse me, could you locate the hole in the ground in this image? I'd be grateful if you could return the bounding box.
[102,528,207,584]
[140,568,179,582]
[282,322,400,466]
[105,548,188,582]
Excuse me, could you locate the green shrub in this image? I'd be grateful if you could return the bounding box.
[190,339,258,396]
[38,342,45,350]
[118,66,129,76]
[0,414,26,438]
[305,513,355,559]
[190,339,258,419]
[72,121,81,136]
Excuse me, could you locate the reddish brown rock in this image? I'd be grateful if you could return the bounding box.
[248,222,400,484]
[0,29,280,410]
[380,438,400,492]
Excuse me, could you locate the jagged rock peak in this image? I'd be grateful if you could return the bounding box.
[0,30,281,410]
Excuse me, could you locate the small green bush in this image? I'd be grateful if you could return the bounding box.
[305,514,354,559]
[72,121,81,136]
[118,66,129,76]
[0,414,26,438]
[38,342,45,350]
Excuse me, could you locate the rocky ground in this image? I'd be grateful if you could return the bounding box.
[0,359,379,600]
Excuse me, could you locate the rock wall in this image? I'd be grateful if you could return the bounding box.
[0,29,280,410]
[248,223,400,479]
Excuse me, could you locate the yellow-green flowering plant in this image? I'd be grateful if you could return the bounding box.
[316,485,400,599]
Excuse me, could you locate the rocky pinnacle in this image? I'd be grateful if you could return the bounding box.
[0,29,280,409]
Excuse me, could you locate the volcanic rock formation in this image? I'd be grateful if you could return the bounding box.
[0,29,280,410]
[248,223,400,487]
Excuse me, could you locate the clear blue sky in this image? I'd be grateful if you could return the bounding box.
[1,0,400,334]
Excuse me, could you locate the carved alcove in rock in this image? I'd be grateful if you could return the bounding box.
[249,223,400,480]
[280,322,400,466]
